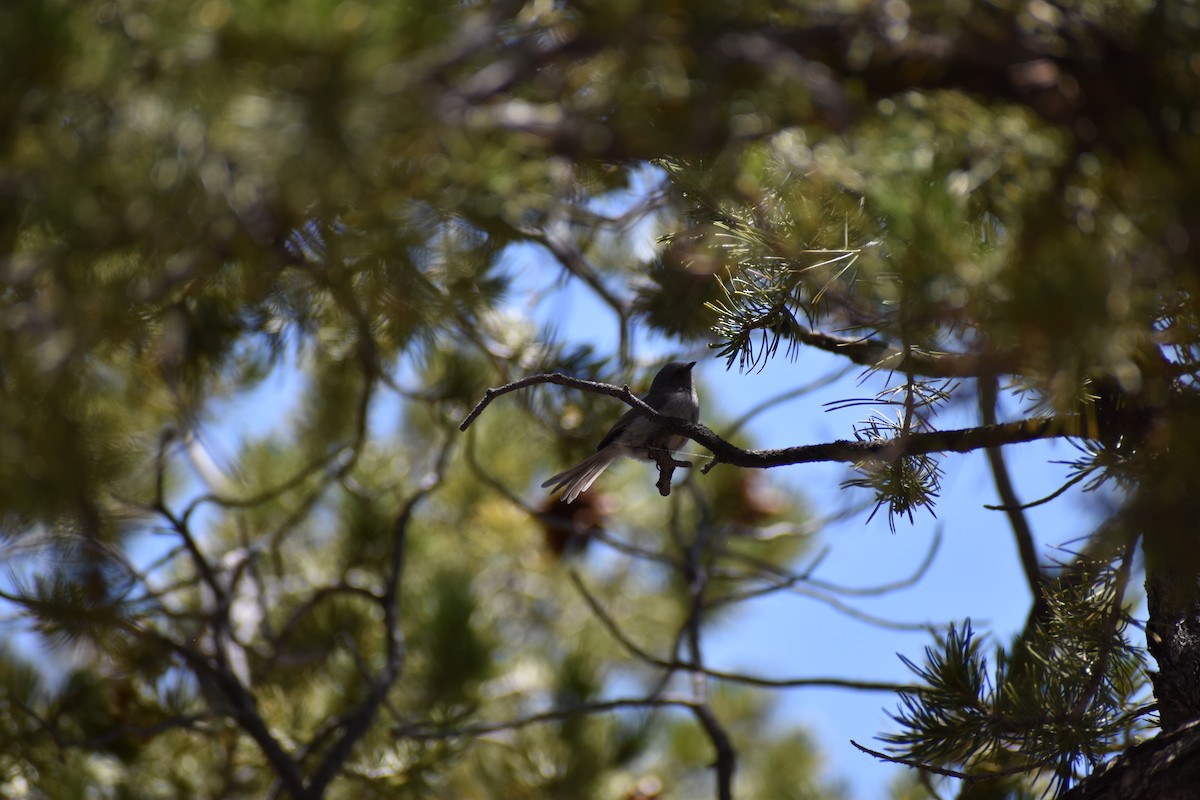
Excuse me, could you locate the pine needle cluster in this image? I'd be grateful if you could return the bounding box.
[883,558,1148,795]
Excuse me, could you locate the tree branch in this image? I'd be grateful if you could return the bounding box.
[146,630,310,800]
[567,568,916,692]
[979,375,1047,617]
[461,372,1083,471]
[850,739,1051,782]
[395,696,696,740]
[527,226,633,366]
[677,500,737,800]
[790,327,1018,379]
[694,703,736,800]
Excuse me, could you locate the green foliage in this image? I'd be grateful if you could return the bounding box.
[841,414,945,533]
[883,558,1147,796]
[410,568,496,709]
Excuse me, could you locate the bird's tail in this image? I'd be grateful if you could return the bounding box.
[540,450,619,503]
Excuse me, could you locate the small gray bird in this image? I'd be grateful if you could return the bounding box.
[542,361,700,503]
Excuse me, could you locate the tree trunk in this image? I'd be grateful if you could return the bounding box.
[1062,719,1200,800]
[1146,569,1200,731]
[1068,388,1200,799]
[1064,557,1200,800]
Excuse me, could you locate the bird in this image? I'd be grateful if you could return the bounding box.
[542,361,700,503]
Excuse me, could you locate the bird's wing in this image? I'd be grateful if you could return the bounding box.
[595,406,641,451]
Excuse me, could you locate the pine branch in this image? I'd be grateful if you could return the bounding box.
[851,739,1052,781]
[789,326,1020,379]
[460,372,1083,471]
[879,549,1148,795]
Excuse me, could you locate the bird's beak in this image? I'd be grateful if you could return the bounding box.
[686,361,697,369]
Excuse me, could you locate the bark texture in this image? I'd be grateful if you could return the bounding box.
[1146,571,1200,731]
[1063,720,1200,800]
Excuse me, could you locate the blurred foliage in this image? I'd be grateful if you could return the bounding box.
[1,0,1198,798]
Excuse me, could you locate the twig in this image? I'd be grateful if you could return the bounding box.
[530,225,633,365]
[707,529,942,623]
[568,568,675,670]
[459,373,647,431]
[652,447,693,496]
[707,572,943,632]
[705,671,918,691]
[179,447,347,526]
[589,529,683,568]
[395,696,696,740]
[983,471,1088,511]
[850,739,1051,780]
[569,568,914,693]
[802,527,942,597]
[266,583,381,662]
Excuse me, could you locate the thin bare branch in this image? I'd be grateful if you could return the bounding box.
[568,568,674,671]
[530,227,633,365]
[266,583,381,662]
[179,447,347,526]
[706,671,919,691]
[708,572,944,632]
[850,739,1052,781]
[984,471,1089,512]
[395,696,696,741]
[711,527,940,605]
[567,568,916,692]
[804,528,942,597]
[979,375,1047,616]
